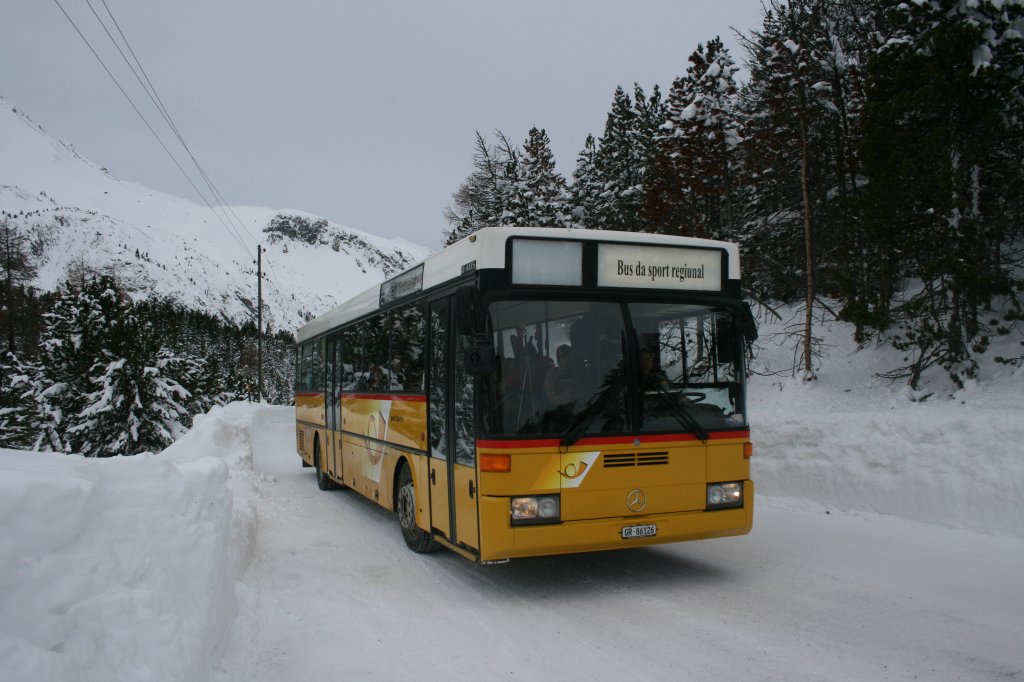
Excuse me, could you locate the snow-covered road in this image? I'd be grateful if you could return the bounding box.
[215,408,1024,681]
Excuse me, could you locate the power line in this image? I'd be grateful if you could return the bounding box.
[50,0,254,259]
[93,0,259,247]
[84,0,254,254]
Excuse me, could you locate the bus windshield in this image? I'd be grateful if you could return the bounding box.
[481,299,747,439]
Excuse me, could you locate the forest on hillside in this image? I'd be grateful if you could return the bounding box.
[444,0,1024,388]
[0,224,294,456]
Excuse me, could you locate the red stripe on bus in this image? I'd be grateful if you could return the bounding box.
[476,430,750,449]
[295,392,427,403]
[340,393,428,402]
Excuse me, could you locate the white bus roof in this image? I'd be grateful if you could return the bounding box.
[297,226,741,343]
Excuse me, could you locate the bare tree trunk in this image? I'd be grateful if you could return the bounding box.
[799,113,816,378]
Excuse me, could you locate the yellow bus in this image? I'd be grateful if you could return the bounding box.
[295,226,757,562]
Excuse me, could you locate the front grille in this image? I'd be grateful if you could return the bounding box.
[637,452,670,466]
[603,451,669,468]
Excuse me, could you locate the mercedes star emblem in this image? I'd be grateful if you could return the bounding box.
[626,488,647,513]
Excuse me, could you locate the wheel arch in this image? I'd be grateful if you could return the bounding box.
[392,454,413,513]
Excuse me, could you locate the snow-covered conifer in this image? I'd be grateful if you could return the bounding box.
[0,351,40,449]
[509,127,569,228]
[36,275,201,455]
[589,85,666,232]
[859,0,1024,387]
[70,347,192,456]
[0,218,39,355]
[570,134,601,228]
[36,276,116,451]
[655,37,743,240]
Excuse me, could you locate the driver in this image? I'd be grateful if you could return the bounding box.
[544,344,576,404]
[638,347,669,389]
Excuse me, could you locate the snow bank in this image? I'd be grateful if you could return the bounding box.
[753,390,1024,536]
[749,308,1024,538]
[0,402,263,682]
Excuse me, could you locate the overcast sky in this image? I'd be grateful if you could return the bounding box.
[2,1,765,250]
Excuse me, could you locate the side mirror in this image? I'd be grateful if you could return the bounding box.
[741,303,758,343]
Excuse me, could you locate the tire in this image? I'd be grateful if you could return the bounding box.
[396,464,437,553]
[314,438,339,491]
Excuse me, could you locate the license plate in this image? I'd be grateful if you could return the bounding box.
[621,523,657,539]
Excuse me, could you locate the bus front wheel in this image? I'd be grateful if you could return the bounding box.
[396,464,437,553]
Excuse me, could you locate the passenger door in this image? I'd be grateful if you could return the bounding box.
[427,296,479,551]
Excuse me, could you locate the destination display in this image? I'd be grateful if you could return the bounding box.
[379,264,424,305]
[510,239,583,286]
[596,243,722,291]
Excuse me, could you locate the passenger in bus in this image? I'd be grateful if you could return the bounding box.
[544,344,575,405]
[500,355,520,391]
[389,359,404,391]
[368,365,386,392]
[510,324,553,403]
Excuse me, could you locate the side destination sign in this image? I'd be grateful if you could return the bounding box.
[380,264,424,306]
[597,243,722,291]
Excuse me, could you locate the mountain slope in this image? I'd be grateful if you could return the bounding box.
[0,96,431,331]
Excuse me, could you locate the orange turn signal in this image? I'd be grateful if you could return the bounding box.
[743,442,753,459]
[480,453,512,472]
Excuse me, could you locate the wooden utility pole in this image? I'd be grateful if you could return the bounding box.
[257,244,264,402]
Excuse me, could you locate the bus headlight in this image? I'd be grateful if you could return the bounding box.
[707,482,743,510]
[511,495,561,525]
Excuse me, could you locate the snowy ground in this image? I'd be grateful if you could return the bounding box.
[749,308,1024,538]
[2,313,1023,681]
[212,406,1024,682]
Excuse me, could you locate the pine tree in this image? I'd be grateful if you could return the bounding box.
[39,275,201,455]
[654,38,743,239]
[509,127,569,227]
[37,277,115,451]
[738,0,858,377]
[570,134,601,228]
[860,0,1024,388]
[0,217,39,355]
[590,85,666,232]
[0,351,39,449]
[261,330,298,404]
[790,0,879,343]
[70,345,192,456]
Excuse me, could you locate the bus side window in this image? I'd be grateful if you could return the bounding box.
[366,313,389,391]
[341,326,360,391]
[303,343,315,393]
[295,343,306,392]
[307,338,324,394]
[391,303,426,393]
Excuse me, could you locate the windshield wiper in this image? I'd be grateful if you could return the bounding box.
[560,372,624,448]
[645,381,709,443]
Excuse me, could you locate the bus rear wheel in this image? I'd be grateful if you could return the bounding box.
[314,439,339,491]
[396,464,437,553]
